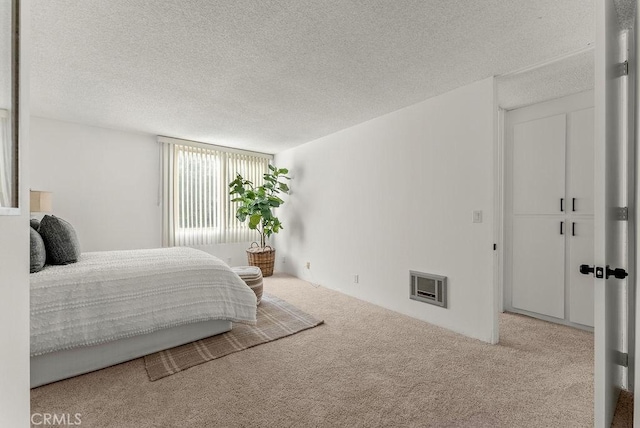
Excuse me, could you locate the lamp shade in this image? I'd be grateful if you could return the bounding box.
[30,190,53,213]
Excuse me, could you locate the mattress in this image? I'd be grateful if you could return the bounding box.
[31,319,232,388]
[30,247,257,356]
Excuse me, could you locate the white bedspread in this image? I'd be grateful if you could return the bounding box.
[30,247,257,356]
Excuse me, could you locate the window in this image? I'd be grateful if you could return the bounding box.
[160,136,272,247]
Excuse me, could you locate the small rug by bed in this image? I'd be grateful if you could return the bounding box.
[144,294,324,381]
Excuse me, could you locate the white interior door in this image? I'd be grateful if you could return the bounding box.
[512,114,566,215]
[594,0,631,425]
[568,108,595,328]
[568,108,595,216]
[569,219,595,327]
[505,93,594,328]
[512,217,566,318]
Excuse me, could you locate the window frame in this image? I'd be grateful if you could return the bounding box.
[159,136,273,247]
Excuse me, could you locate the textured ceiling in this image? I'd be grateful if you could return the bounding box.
[32,0,595,153]
[497,49,594,110]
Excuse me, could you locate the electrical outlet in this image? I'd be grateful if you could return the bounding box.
[305,261,310,269]
[227,257,232,264]
[354,274,359,284]
[282,256,286,264]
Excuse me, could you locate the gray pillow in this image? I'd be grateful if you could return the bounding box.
[39,215,81,265]
[30,227,46,273]
[30,218,41,230]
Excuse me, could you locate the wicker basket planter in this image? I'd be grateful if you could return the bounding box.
[246,244,276,277]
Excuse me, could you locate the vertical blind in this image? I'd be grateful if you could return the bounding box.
[161,137,272,247]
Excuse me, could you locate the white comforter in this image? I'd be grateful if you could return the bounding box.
[30,247,257,356]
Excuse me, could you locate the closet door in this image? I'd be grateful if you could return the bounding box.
[567,107,594,328]
[568,219,595,327]
[512,217,566,319]
[568,108,595,215]
[506,92,595,329]
[512,114,566,215]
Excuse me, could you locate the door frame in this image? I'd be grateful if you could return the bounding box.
[634,6,640,424]
[491,86,504,344]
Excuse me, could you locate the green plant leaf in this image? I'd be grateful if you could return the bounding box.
[249,214,261,229]
[229,165,290,236]
[229,183,243,195]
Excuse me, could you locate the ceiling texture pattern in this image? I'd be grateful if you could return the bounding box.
[32,0,595,153]
[496,48,594,111]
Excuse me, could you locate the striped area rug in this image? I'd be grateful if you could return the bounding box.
[144,294,324,381]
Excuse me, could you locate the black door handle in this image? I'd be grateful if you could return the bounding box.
[581,264,627,279]
[572,198,576,212]
[572,222,575,236]
[580,264,594,275]
[560,221,564,235]
[580,265,605,278]
[606,266,628,279]
[560,198,564,212]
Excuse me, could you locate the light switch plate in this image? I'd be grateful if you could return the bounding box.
[472,210,483,223]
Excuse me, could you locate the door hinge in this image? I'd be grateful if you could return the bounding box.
[614,351,629,368]
[613,207,628,221]
[616,60,629,77]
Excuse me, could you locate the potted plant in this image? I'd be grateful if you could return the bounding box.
[229,165,290,276]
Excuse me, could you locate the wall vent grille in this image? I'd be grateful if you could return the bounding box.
[410,271,447,308]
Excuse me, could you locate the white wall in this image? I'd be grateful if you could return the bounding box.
[0,0,31,425]
[30,117,162,251]
[275,77,497,342]
[30,117,257,265]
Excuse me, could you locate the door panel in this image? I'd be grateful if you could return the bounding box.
[569,219,595,327]
[568,108,595,215]
[512,115,566,215]
[594,0,629,425]
[512,217,565,319]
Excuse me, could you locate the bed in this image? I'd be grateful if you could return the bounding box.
[30,247,257,388]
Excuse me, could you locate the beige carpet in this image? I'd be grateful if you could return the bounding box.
[32,273,601,427]
[612,390,634,427]
[145,294,323,381]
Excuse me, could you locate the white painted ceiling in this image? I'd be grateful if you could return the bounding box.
[32,0,596,154]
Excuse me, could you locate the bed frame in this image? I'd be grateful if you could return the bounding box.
[31,319,231,388]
